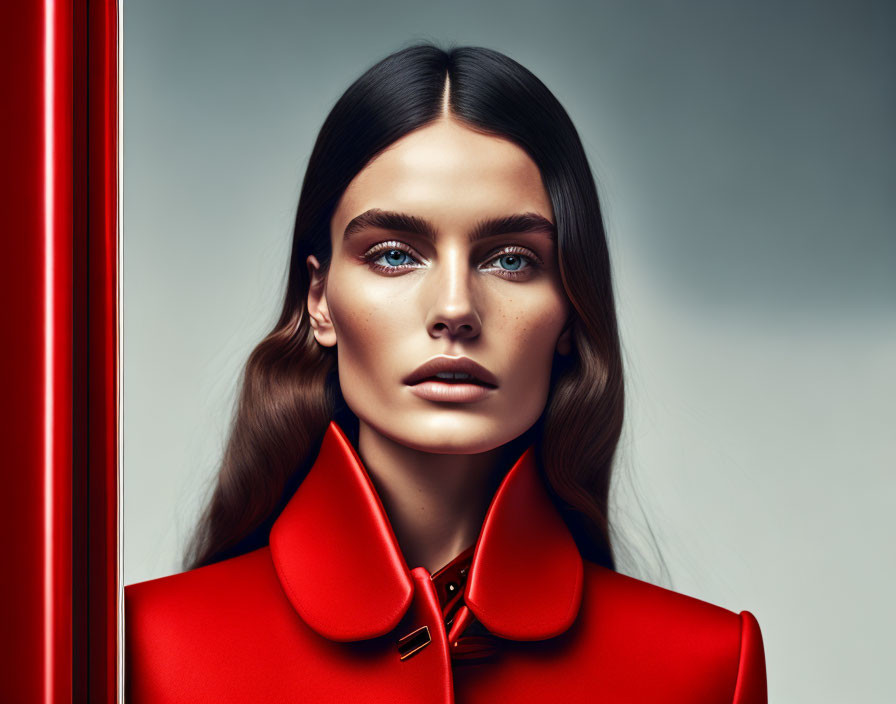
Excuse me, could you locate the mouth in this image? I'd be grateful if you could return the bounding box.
[418,371,494,385]
[403,356,499,388]
[403,356,498,403]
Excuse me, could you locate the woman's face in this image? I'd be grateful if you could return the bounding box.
[307,118,572,454]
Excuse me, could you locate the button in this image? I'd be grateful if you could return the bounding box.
[397,625,431,661]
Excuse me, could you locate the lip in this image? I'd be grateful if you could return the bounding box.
[407,380,494,403]
[403,355,499,388]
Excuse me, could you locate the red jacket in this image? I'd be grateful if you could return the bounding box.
[126,421,767,703]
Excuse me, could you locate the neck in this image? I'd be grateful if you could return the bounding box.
[356,419,514,575]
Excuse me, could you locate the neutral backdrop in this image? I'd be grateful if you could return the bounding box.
[123,1,895,702]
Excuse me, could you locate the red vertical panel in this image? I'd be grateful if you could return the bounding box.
[0,2,49,699]
[74,0,120,701]
[1,1,118,701]
[48,0,76,698]
[74,0,120,702]
[89,1,120,701]
[0,0,73,702]
[73,5,91,702]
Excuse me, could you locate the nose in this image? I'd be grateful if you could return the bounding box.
[425,251,482,341]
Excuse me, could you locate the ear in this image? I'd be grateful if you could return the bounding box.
[306,255,337,347]
[555,316,573,356]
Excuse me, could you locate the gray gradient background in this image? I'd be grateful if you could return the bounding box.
[123,1,895,701]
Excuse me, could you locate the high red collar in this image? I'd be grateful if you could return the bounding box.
[269,421,583,643]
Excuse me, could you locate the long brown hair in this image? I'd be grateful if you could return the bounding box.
[184,43,625,572]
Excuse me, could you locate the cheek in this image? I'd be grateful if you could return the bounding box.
[326,276,406,386]
[495,290,568,390]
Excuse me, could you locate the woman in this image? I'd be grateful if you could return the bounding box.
[126,43,767,703]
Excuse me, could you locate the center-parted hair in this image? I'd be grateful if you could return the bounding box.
[184,43,625,572]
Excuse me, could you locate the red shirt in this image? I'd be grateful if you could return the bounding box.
[126,420,767,702]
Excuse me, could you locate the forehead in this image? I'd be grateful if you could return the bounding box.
[332,119,554,238]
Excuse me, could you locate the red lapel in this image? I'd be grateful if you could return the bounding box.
[269,421,583,642]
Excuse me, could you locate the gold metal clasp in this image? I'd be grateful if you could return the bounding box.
[397,625,431,661]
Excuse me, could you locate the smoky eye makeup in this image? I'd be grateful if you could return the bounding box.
[360,240,425,273]
[479,245,543,279]
[358,237,549,279]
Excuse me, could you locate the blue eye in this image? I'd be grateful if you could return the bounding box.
[485,251,532,274]
[496,253,525,271]
[363,241,424,273]
[377,248,413,267]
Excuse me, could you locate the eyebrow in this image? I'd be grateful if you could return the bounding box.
[342,208,556,243]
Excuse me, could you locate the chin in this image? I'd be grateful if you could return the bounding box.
[365,410,504,455]
[375,411,514,455]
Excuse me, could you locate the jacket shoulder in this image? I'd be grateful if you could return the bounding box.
[578,561,767,704]
[125,547,280,621]
[582,560,743,631]
[125,548,302,702]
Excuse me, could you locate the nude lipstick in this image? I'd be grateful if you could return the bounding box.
[403,355,498,403]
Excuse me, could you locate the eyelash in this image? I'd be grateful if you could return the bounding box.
[362,241,543,280]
